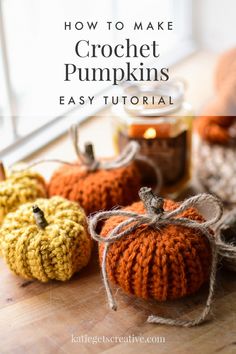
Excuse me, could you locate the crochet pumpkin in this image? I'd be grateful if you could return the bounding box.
[0,162,47,224]
[90,188,223,327]
[48,162,141,215]
[0,196,92,281]
[195,47,236,144]
[98,194,211,302]
[48,125,158,215]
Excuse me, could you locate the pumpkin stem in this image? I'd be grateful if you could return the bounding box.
[70,124,95,164]
[32,205,48,229]
[0,161,6,181]
[139,187,164,215]
[84,142,95,163]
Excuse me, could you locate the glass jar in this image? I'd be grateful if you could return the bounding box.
[112,81,193,197]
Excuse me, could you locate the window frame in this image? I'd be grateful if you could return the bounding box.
[0,0,195,166]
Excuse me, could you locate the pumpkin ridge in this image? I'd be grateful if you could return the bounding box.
[99,198,212,302]
[48,161,142,215]
[0,196,91,282]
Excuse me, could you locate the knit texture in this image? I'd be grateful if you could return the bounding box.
[99,199,211,301]
[0,170,47,224]
[196,139,236,203]
[48,161,142,215]
[0,196,92,281]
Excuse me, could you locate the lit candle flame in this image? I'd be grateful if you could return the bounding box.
[143,128,157,139]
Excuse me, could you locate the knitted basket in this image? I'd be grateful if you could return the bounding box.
[99,198,211,301]
[196,139,236,204]
[0,196,92,281]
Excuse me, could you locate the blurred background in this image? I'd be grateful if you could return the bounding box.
[0,0,235,162]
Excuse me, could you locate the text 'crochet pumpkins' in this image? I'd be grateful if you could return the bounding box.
[0,163,47,224]
[0,196,92,282]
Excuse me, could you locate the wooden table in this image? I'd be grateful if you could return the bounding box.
[1,241,236,354]
[1,52,236,353]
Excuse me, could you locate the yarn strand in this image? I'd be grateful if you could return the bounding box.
[89,187,223,327]
[10,159,76,172]
[70,123,142,171]
[12,125,162,192]
[70,123,162,192]
[9,124,162,193]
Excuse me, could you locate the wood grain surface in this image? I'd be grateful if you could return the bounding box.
[0,247,236,354]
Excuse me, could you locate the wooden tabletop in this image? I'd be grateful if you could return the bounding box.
[0,244,236,354]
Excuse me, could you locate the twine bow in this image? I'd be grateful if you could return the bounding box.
[89,187,224,327]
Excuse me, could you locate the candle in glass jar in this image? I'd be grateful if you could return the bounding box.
[112,82,193,196]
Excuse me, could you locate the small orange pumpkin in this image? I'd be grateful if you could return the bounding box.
[48,125,160,215]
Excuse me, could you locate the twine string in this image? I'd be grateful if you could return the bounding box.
[89,187,224,327]
[70,123,86,164]
[11,124,162,192]
[71,124,163,191]
[11,141,142,173]
[70,123,143,171]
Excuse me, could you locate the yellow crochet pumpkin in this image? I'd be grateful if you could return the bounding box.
[0,162,47,224]
[0,196,92,281]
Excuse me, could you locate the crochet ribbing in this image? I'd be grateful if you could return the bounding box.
[196,140,236,203]
[0,170,47,224]
[99,199,211,301]
[0,196,91,281]
[48,162,141,215]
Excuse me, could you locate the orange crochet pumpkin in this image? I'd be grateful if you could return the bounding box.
[196,47,236,144]
[48,125,161,215]
[48,161,142,215]
[99,198,211,301]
